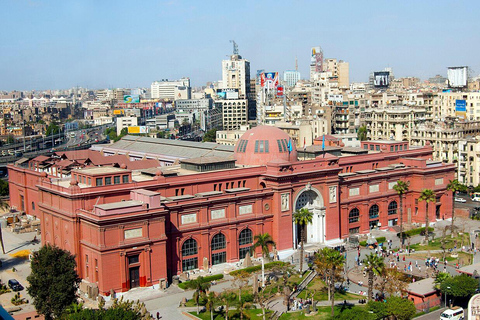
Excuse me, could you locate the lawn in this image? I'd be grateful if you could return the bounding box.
[279,305,367,319]
[295,277,361,301]
[189,308,273,320]
[408,233,470,253]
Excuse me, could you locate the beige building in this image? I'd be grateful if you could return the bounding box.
[338,61,349,89]
[217,99,248,131]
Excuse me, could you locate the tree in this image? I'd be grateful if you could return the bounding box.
[46,123,60,136]
[447,179,463,237]
[205,292,217,320]
[357,125,368,141]
[255,286,276,320]
[363,253,385,301]
[235,298,252,320]
[393,180,410,248]
[27,245,80,320]
[434,272,452,289]
[366,300,389,320]
[64,297,151,319]
[0,180,9,197]
[218,290,236,320]
[386,296,416,320]
[203,129,217,142]
[315,247,345,316]
[376,267,408,297]
[185,276,211,315]
[293,208,313,273]
[233,270,249,302]
[253,233,276,261]
[419,189,436,244]
[440,274,478,305]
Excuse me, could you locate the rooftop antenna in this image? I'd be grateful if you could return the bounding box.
[230,40,238,55]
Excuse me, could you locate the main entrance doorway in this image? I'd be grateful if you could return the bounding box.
[293,187,325,248]
[129,267,140,288]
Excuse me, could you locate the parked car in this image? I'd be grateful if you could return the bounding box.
[455,197,466,203]
[8,279,23,291]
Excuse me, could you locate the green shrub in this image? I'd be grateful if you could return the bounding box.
[397,227,434,238]
[359,241,367,247]
[178,274,224,290]
[229,261,287,276]
[375,237,386,243]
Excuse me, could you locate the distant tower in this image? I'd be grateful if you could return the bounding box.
[295,56,298,71]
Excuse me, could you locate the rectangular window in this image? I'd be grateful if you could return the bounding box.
[105,177,112,185]
[254,140,259,153]
[96,178,103,186]
[349,227,359,234]
[435,178,444,185]
[399,145,403,151]
[376,145,380,151]
[239,204,253,215]
[88,178,91,186]
[388,219,398,226]
[388,182,396,189]
[265,140,269,153]
[369,184,379,193]
[390,146,394,152]
[128,255,139,264]
[114,176,120,184]
[239,246,252,259]
[182,257,198,271]
[181,213,197,224]
[395,145,398,152]
[212,252,226,265]
[122,175,129,183]
[259,140,264,153]
[211,208,226,220]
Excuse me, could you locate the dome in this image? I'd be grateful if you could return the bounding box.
[234,126,297,166]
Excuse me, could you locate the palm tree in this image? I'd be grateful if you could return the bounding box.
[293,208,313,273]
[205,292,217,320]
[253,233,276,261]
[236,299,252,320]
[315,247,345,316]
[185,276,211,315]
[419,189,436,244]
[447,179,463,238]
[219,290,236,320]
[393,180,410,249]
[0,199,9,255]
[363,253,385,301]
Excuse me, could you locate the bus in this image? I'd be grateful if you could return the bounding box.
[473,192,480,202]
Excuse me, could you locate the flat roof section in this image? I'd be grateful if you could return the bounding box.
[74,167,130,175]
[95,200,143,210]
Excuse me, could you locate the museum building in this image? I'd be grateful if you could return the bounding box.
[7,126,455,294]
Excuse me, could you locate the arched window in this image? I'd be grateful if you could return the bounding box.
[238,229,253,259]
[349,208,360,223]
[181,239,198,271]
[388,201,398,215]
[369,204,379,219]
[211,233,227,265]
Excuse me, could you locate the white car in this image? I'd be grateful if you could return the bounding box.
[455,197,466,203]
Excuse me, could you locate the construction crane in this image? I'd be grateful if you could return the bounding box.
[230,40,238,55]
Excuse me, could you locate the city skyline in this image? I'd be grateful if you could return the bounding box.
[1,0,479,91]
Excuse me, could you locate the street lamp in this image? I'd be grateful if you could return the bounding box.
[445,286,451,308]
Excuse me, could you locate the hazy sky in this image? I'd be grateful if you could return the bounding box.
[2,0,479,91]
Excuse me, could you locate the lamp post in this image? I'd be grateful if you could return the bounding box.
[445,286,450,308]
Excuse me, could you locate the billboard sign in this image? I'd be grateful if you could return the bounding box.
[128,126,149,134]
[216,89,239,100]
[455,99,467,119]
[448,66,468,88]
[276,86,284,97]
[311,46,323,73]
[124,95,140,103]
[113,109,125,115]
[374,71,390,87]
[261,72,279,89]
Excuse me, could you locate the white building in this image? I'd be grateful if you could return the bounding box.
[284,70,301,87]
[151,78,191,100]
[116,116,138,135]
[220,55,250,99]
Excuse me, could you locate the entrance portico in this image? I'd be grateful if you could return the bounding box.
[293,184,326,248]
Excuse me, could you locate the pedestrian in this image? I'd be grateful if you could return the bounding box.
[157,311,161,319]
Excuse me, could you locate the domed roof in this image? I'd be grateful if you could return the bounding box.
[234,126,297,166]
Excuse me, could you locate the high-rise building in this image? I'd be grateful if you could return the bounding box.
[220,55,250,100]
[310,46,324,80]
[284,70,301,87]
[151,78,191,100]
[338,61,349,89]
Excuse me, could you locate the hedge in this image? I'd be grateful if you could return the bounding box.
[230,261,287,276]
[397,227,434,239]
[178,274,224,289]
[359,237,386,247]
